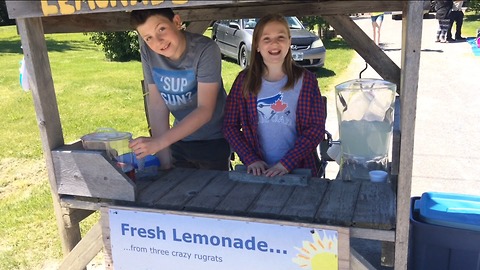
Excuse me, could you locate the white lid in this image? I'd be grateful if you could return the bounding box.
[81,128,132,142]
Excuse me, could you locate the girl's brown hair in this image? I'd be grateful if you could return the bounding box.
[242,14,303,98]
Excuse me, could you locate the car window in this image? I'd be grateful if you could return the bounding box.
[238,17,303,30]
[244,19,257,29]
[286,16,303,29]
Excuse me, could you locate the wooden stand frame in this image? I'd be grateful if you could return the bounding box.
[6,1,424,269]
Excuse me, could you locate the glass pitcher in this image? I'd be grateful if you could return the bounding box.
[335,78,396,180]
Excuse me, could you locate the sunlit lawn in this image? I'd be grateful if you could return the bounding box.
[0,24,355,269]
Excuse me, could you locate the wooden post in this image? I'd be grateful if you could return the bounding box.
[186,20,213,34]
[395,1,424,269]
[16,17,82,256]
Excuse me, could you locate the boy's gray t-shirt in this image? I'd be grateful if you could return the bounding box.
[141,31,226,141]
[257,76,302,166]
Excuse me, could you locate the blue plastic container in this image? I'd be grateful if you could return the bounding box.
[117,153,160,169]
[409,195,480,270]
[414,192,480,231]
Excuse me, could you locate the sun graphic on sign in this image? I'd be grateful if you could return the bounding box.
[292,229,338,270]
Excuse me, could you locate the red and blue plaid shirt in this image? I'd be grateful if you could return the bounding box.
[223,69,326,176]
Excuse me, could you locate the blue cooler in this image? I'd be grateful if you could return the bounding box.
[409,192,480,270]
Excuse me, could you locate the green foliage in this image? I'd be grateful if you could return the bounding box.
[299,16,332,39]
[87,31,141,62]
[467,0,480,14]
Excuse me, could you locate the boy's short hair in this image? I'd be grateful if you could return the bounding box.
[130,8,175,28]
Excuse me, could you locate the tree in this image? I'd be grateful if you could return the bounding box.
[0,0,16,26]
[299,16,335,40]
[467,0,480,14]
[87,31,141,62]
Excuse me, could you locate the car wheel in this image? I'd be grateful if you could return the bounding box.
[238,44,248,69]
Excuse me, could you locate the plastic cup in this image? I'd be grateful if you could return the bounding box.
[369,170,388,183]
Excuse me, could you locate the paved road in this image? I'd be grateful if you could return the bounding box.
[324,13,480,198]
[322,13,480,269]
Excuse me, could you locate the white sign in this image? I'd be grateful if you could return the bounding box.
[108,207,339,270]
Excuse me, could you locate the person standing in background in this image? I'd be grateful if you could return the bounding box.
[370,12,384,46]
[435,0,454,43]
[447,0,466,42]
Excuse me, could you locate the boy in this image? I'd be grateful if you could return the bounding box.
[129,8,230,171]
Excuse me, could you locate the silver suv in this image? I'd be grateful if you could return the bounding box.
[211,16,326,69]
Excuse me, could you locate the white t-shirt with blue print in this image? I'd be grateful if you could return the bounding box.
[257,75,302,166]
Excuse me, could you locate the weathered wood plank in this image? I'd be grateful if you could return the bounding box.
[38,1,406,33]
[247,184,295,218]
[230,164,310,186]
[64,209,95,228]
[229,171,309,186]
[315,180,361,226]
[52,150,136,201]
[58,222,103,270]
[100,207,114,270]
[6,0,234,19]
[154,169,221,209]
[136,167,196,204]
[395,1,424,269]
[16,16,83,256]
[391,99,401,176]
[279,178,329,221]
[324,14,401,89]
[350,228,395,242]
[214,182,265,215]
[185,20,213,34]
[352,182,396,230]
[60,195,106,211]
[184,171,236,212]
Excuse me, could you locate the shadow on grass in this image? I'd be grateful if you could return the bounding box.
[0,39,94,54]
[310,67,336,80]
[323,38,351,50]
[465,14,480,22]
[221,57,238,66]
[309,38,351,79]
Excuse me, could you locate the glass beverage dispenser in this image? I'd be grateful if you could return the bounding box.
[335,79,396,180]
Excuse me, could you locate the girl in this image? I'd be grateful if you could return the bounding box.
[370,12,384,46]
[223,14,325,177]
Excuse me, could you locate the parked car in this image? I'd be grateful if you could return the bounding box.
[211,16,326,69]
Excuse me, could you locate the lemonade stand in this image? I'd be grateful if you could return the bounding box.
[6,1,425,269]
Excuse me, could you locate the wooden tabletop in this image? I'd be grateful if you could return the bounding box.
[133,168,396,230]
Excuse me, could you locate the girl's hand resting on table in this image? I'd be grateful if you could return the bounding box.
[265,163,288,177]
[247,161,268,176]
[247,161,289,177]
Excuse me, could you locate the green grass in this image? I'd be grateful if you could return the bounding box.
[4,13,479,267]
[463,12,480,37]
[0,25,356,269]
